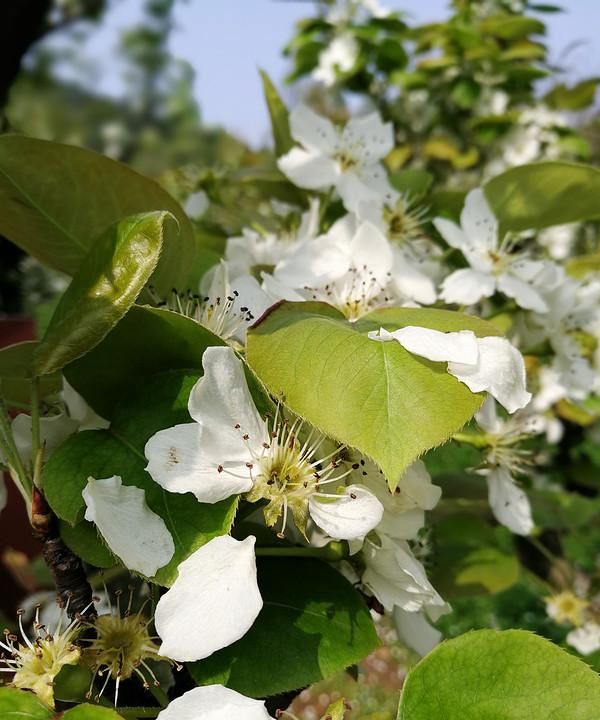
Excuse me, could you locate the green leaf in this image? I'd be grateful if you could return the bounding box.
[62,705,124,719]
[247,303,500,487]
[485,162,600,232]
[43,371,237,585]
[0,135,195,294]
[0,341,61,408]
[397,629,600,719]
[189,557,379,697]
[260,70,294,157]
[33,212,170,376]
[0,688,51,719]
[60,518,116,569]
[546,79,600,110]
[322,698,347,720]
[388,169,433,199]
[64,305,224,420]
[480,15,545,39]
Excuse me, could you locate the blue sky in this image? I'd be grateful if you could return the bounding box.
[62,0,600,147]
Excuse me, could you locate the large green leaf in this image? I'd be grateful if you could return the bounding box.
[0,135,195,293]
[189,557,379,697]
[485,162,600,232]
[33,212,170,376]
[247,302,500,487]
[397,629,600,719]
[64,305,224,419]
[260,70,294,157]
[0,688,51,719]
[42,371,237,586]
[0,341,61,408]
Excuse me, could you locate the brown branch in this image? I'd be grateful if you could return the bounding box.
[31,487,97,622]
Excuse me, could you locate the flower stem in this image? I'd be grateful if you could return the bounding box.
[30,377,41,486]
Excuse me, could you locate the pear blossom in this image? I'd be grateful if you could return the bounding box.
[313,33,359,86]
[566,622,600,656]
[157,685,274,720]
[266,217,394,320]
[362,535,445,613]
[225,199,319,280]
[277,104,394,213]
[474,397,539,535]
[369,326,531,413]
[393,604,450,657]
[145,346,383,539]
[545,591,588,627]
[82,475,175,577]
[154,535,262,662]
[435,188,548,312]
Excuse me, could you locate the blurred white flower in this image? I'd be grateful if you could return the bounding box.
[313,33,359,86]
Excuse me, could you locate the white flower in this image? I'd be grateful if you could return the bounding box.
[156,685,274,720]
[537,223,578,260]
[145,347,383,539]
[369,326,531,413]
[313,33,359,87]
[393,605,449,657]
[155,535,263,662]
[278,105,394,213]
[11,412,79,464]
[566,622,600,656]
[362,535,445,613]
[267,217,394,320]
[82,476,175,577]
[435,189,547,312]
[483,466,534,536]
[353,458,441,541]
[184,190,209,220]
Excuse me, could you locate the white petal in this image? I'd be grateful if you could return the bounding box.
[433,217,467,251]
[382,326,480,364]
[392,257,437,305]
[441,268,496,306]
[188,347,268,451]
[274,236,350,288]
[475,396,503,434]
[144,423,253,502]
[229,275,272,341]
[156,685,274,720]
[289,104,339,154]
[486,467,533,536]
[277,148,338,190]
[566,623,600,657]
[448,336,532,413]
[62,378,109,431]
[82,476,175,577]
[337,171,383,214]
[309,485,384,540]
[184,190,209,220]
[398,460,442,511]
[12,412,79,463]
[367,327,395,343]
[350,221,394,282]
[393,608,443,657]
[497,272,548,313]
[460,188,498,254]
[342,113,394,163]
[155,535,262,662]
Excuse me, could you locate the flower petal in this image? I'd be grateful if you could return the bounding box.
[289,104,339,154]
[441,268,496,306]
[155,535,262,662]
[188,347,269,451]
[12,412,80,463]
[567,623,600,657]
[277,148,338,190]
[156,684,274,720]
[376,326,480,364]
[497,272,548,313]
[475,396,503,434]
[82,476,175,577]
[350,221,394,282]
[342,113,394,162]
[486,466,534,536]
[309,485,384,540]
[448,336,532,413]
[460,188,498,255]
[393,608,443,658]
[144,423,253,502]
